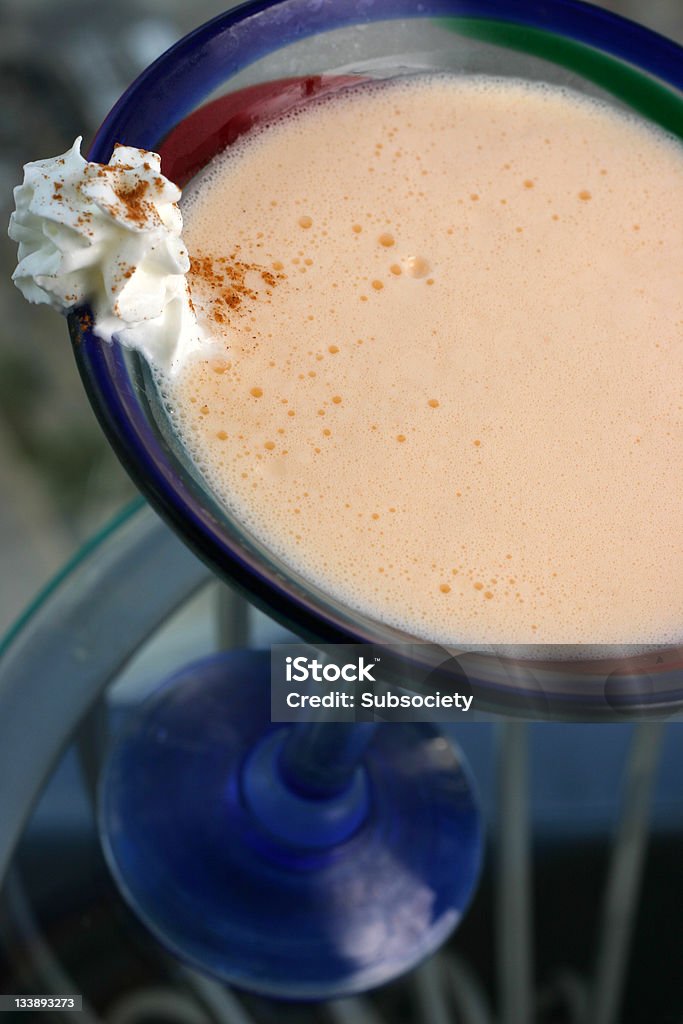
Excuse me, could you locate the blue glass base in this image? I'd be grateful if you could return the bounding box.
[99,651,482,1000]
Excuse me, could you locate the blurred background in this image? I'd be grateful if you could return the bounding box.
[0,0,682,635]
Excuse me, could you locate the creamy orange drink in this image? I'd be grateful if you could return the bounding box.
[159,76,683,646]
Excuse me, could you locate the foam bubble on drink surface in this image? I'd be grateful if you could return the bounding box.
[159,75,683,645]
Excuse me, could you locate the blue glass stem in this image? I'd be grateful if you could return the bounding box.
[242,721,378,847]
[279,722,378,799]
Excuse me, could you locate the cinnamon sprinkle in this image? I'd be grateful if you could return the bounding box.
[112,178,154,225]
[189,252,286,325]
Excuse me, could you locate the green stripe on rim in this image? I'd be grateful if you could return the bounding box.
[438,18,683,139]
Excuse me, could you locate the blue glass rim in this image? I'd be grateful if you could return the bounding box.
[68,0,683,714]
[86,0,683,156]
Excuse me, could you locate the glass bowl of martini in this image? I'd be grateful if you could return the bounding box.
[70,0,683,718]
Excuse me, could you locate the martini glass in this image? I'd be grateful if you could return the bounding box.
[71,0,683,717]
[66,0,683,1001]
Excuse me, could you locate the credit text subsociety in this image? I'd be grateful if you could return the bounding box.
[286,691,474,711]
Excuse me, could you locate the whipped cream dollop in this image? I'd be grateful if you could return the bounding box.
[8,138,203,371]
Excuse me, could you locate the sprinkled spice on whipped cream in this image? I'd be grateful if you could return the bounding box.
[8,137,203,372]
